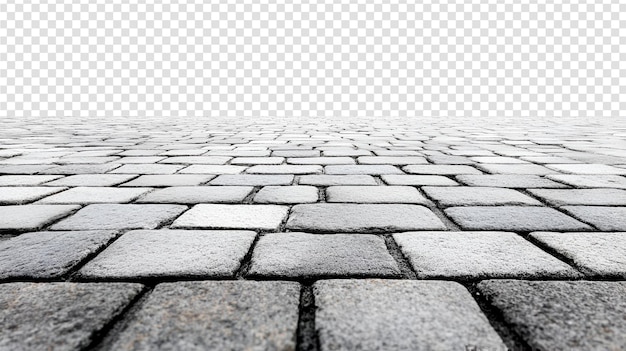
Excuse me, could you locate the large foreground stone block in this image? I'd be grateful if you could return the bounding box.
[0,282,142,350]
[171,204,289,231]
[109,281,299,351]
[248,232,400,279]
[286,204,446,232]
[79,230,255,279]
[314,279,505,351]
[0,205,80,231]
[477,280,626,350]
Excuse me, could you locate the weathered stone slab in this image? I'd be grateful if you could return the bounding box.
[0,186,66,204]
[287,204,446,232]
[44,174,137,186]
[423,186,541,206]
[79,230,256,279]
[51,204,187,230]
[546,174,626,189]
[248,232,400,279]
[445,206,592,231]
[246,165,323,174]
[137,186,253,204]
[0,230,118,279]
[326,186,428,204]
[178,165,247,174]
[528,188,626,206]
[120,174,214,187]
[530,231,626,277]
[357,156,428,165]
[287,157,355,165]
[0,282,142,350]
[394,231,577,279]
[210,174,294,186]
[545,163,626,174]
[325,165,403,175]
[0,175,62,186]
[315,280,505,351]
[477,280,626,351]
[171,204,289,231]
[109,281,299,351]
[0,205,80,231]
[109,164,183,174]
[403,164,481,175]
[457,174,567,188]
[298,175,377,186]
[38,187,151,204]
[253,186,318,204]
[477,164,554,175]
[381,174,459,186]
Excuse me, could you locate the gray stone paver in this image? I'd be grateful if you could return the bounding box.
[287,204,446,232]
[79,230,256,279]
[0,230,119,279]
[37,186,151,204]
[445,206,592,231]
[51,204,187,230]
[394,231,578,279]
[562,206,626,231]
[528,188,626,206]
[0,282,143,351]
[477,280,626,351]
[0,205,80,231]
[326,185,428,204]
[423,186,541,206]
[530,231,626,277]
[109,281,299,351]
[171,204,289,230]
[4,117,626,350]
[0,186,67,204]
[136,186,253,204]
[253,186,319,204]
[315,279,505,351]
[248,232,401,278]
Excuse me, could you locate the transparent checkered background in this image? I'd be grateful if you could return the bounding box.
[1,1,625,118]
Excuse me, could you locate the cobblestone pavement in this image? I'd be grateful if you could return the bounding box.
[1,116,625,350]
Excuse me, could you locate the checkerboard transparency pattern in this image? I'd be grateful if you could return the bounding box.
[1,1,625,118]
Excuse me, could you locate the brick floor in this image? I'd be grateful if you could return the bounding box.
[1,116,625,350]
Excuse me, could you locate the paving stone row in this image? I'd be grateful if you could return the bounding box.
[1,116,625,350]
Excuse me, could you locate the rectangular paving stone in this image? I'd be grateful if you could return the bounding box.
[528,188,626,206]
[403,164,481,175]
[171,204,289,231]
[231,157,285,165]
[381,174,458,186]
[287,157,355,165]
[113,156,166,164]
[177,165,247,174]
[79,230,256,279]
[423,186,541,206]
[120,174,215,187]
[545,163,626,174]
[326,185,428,204]
[546,174,626,189]
[471,156,528,164]
[210,174,294,186]
[298,174,377,186]
[287,204,446,232]
[207,149,271,157]
[0,165,53,174]
[51,204,187,230]
[562,206,626,231]
[0,205,80,232]
[394,231,578,279]
[158,156,231,164]
[109,164,184,174]
[40,164,122,174]
[445,206,592,231]
[477,164,555,175]
[109,281,299,351]
[322,148,372,156]
[315,280,505,351]
[357,156,428,165]
[456,174,568,188]
[0,186,67,204]
[253,186,318,204]
[44,174,137,186]
[0,282,142,351]
[272,149,320,157]
[38,187,151,204]
[0,175,63,186]
[246,165,323,174]
[477,280,626,351]
[136,186,253,204]
[530,231,626,277]
[325,165,403,175]
[0,230,118,279]
[248,232,400,279]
